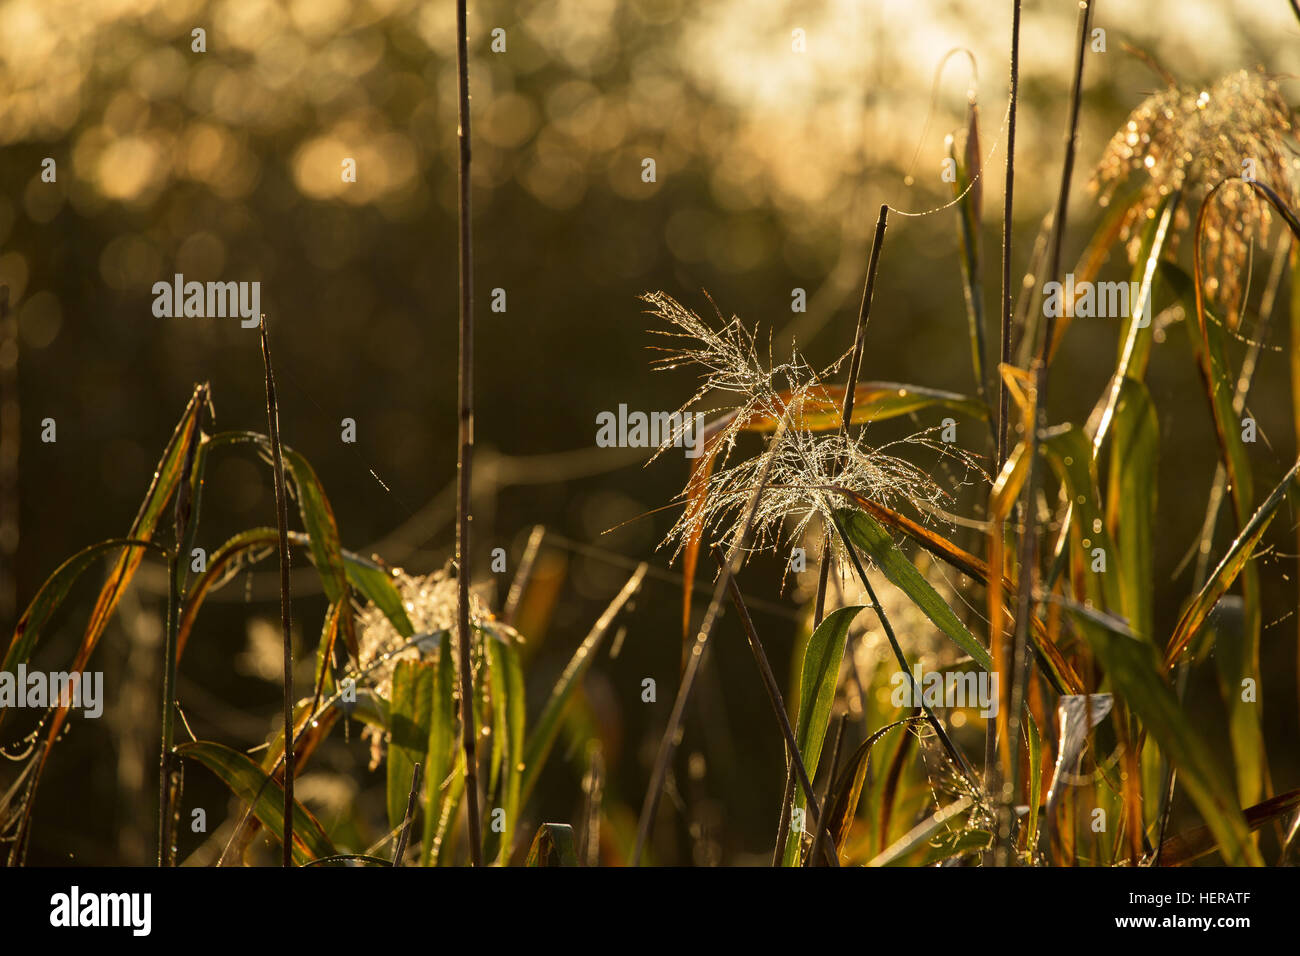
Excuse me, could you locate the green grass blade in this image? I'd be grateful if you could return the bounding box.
[420,633,456,866]
[482,623,525,863]
[782,604,863,866]
[388,659,436,831]
[1041,424,1124,615]
[836,507,992,671]
[177,740,334,865]
[1105,378,1158,640]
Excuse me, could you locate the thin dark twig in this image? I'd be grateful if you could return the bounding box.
[260,317,295,869]
[723,570,839,866]
[632,421,789,865]
[453,0,483,866]
[772,768,797,865]
[392,762,422,866]
[808,714,847,867]
[995,0,1022,476]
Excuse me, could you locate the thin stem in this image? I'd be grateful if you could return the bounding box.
[987,0,1022,831]
[1001,0,1093,866]
[827,510,977,786]
[840,205,891,431]
[995,0,1022,476]
[808,714,846,867]
[392,762,422,866]
[454,0,483,866]
[723,571,839,866]
[260,319,295,868]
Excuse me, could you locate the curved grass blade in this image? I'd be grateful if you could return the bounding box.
[1165,453,1300,669]
[7,385,207,862]
[825,716,926,858]
[2,539,167,696]
[178,740,334,865]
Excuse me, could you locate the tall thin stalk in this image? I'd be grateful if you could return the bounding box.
[1000,0,1093,865]
[260,318,295,868]
[454,0,483,866]
[986,0,1021,827]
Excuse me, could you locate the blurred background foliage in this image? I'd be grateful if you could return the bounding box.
[2,0,1299,864]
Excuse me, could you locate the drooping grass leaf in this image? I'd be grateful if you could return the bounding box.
[178,740,334,865]
[825,717,925,859]
[1064,602,1261,865]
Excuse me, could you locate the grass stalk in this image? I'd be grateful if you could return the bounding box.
[1000,0,1093,866]
[260,318,295,868]
[454,0,483,866]
[723,571,839,866]
[987,0,1022,835]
